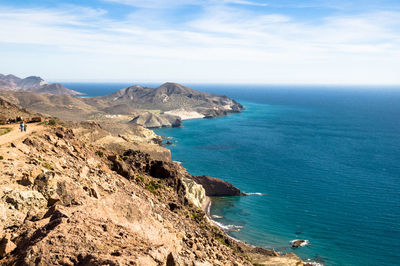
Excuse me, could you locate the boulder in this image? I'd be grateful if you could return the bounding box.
[4,189,47,211]
[34,172,58,200]
[291,239,308,248]
[29,117,42,123]
[22,137,39,147]
[190,176,240,196]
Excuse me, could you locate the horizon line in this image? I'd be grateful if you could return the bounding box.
[52,80,400,87]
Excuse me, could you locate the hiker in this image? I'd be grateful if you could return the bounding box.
[20,122,24,132]
[24,123,27,132]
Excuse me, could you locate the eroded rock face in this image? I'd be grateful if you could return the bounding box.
[0,122,303,265]
[190,175,241,196]
[182,178,206,209]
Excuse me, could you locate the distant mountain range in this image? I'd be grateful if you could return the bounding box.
[0,74,82,95]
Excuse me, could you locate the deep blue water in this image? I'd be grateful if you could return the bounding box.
[65,83,400,265]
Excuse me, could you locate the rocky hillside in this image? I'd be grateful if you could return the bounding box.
[102,82,244,118]
[0,97,43,124]
[0,107,305,265]
[0,82,244,128]
[0,74,82,96]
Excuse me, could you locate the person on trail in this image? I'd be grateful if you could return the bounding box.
[20,122,24,132]
[24,123,27,132]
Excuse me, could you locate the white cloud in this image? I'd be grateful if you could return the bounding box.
[104,0,268,8]
[0,4,399,84]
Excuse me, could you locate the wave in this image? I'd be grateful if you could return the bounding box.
[242,192,267,196]
[304,260,324,266]
[211,220,244,232]
[211,215,223,219]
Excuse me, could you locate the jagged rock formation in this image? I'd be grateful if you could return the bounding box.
[191,175,241,196]
[0,74,82,95]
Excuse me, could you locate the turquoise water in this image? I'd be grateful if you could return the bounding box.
[65,83,400,265]
[153,87,400,266]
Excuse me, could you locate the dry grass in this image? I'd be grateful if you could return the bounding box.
[0,128,12,136]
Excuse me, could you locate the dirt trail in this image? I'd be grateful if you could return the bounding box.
[0,123,44,146]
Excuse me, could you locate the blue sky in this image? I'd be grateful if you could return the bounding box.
[0,0,399,84]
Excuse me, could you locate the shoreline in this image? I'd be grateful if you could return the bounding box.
[201,195,310,265]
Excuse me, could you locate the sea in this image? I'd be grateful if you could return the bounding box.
[65,83,400,266]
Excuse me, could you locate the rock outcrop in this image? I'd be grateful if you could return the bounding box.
[190,175,241,196]
[130,112,182,128]
[181,178,206,209]
[0,102,304,265]
[291,239,309,248]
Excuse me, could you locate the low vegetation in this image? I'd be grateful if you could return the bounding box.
[42,161,54,170]
[48,119,57,126]
[0,128,12,136]
[136,174,144,183]
[95,150,104,157]
[145,180,162,194]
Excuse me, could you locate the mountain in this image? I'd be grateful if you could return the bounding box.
[0,82,244,128]
[0,74,82,95]
[102,82,244,116]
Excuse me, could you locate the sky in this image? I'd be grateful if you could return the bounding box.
[0,0,399,84]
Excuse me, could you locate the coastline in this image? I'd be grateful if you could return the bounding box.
[157,116,311,265]
[201,195,309,265]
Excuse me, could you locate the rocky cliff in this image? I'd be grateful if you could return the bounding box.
[190,175,241,196]
[0,109,305,265]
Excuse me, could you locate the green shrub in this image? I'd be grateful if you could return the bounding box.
[136,175,144,183]
[42,162,54,170]
[95,150,104,157]
[48,119,57,126]
[190,209,205,223]
[145,180,162,194]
